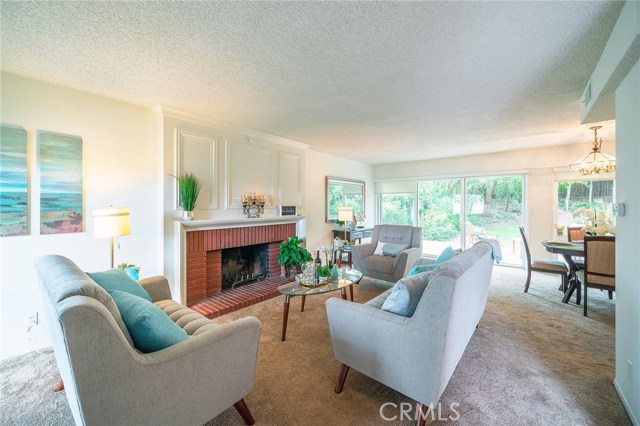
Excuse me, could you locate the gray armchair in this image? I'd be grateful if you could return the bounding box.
[35,255,261,426]
[351,225,423,282]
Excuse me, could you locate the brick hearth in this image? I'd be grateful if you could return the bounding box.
[189,275,293,319]
[185,223,296,306]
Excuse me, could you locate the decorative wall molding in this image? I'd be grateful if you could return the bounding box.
[225,139,275,209]
[279,151,302,207]
[175,129,217,210]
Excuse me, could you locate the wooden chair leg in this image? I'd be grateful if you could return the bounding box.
[334,363,350,394]
[233,398,255,425]
[524,269,531,293]
[583,285,588,317]
[54,380,64,392]
[608,290,613,299]
[416,403,431,426]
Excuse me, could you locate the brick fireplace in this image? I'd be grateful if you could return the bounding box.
[185,223,296,306]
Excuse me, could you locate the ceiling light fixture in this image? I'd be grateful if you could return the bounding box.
[569,126,616,175]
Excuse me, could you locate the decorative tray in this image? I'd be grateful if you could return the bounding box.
[299,276,330,287]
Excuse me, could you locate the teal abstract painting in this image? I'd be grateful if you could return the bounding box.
[0,125,29,237]
[38,131,83,234]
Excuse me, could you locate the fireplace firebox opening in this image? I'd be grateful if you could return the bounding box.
[221,244,269,290]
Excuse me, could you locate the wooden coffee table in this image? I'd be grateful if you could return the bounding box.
[277,269,363,341]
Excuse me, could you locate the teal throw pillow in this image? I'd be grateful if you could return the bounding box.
[382,243,409,257]
[88,269,152,302]
[408,264,436,276]
[381,273,431,317]
[109,290,188,353]
[435,246,456,265]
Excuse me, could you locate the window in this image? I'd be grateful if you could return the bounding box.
[556,180,615,228]
[379,193,415,226]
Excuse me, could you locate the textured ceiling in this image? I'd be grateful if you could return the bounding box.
[0,1,623,164]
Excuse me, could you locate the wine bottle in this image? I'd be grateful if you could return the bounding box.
[314,250,322,283]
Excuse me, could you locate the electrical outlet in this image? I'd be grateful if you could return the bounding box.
[26,312,38,326]
[24,312,39,342]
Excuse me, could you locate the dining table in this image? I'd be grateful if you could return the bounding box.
[541,240,584,304]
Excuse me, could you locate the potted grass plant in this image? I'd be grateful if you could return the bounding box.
[172,172,202,221]
[278,236,313,278]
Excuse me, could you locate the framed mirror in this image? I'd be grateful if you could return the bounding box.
[325,176,365,223]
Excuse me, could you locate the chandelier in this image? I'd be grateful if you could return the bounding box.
[569,126,616,175]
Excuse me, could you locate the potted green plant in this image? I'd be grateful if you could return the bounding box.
[278,236,313,278]
[316,265,330,278]
[172,172,201,221]
[117,263,140,280]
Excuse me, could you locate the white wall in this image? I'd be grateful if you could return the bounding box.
[373,142,616,260]
[0,73,159,359]
[303,150,375,252]
[614,60,639,425]
[580,2,639,422]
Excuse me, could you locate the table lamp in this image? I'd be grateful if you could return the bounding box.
[338,206,353,242]
[93,206,131,268]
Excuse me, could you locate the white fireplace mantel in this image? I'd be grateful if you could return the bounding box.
[178,215,306,231]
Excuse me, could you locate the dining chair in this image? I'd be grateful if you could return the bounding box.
[519,226,568,293]
[567,226,586,269]
[577,236,615,317]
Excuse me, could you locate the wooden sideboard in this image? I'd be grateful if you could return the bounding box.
[332,227,373,244]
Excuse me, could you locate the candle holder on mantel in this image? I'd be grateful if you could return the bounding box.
[241,193,266,218]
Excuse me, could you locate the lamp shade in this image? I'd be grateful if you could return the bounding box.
[92,207,131,238]
[338,206,353,222]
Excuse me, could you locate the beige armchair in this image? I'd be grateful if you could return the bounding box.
[351,225,423,282]
[35,255,261,426]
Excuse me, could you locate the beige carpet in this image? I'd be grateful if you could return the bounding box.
[1,266,631,425]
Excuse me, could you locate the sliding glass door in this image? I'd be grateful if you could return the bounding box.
[417,179,463,254]
[465,176,524,265]
[379,174,525,266]
[379,193,415,226]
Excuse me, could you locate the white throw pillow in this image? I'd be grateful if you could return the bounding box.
[373,241,385,256]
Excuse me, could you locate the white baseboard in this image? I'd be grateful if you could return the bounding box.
[614,379,638,426]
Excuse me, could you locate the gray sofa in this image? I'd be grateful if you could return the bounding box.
[326,242,494,426]
[351,225,423,282]
[35,255,261,426]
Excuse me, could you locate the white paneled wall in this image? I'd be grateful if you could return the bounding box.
[175,130,217,209]
[159,108,309,292]
[279,152,302,207]
[225,140,276,208]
